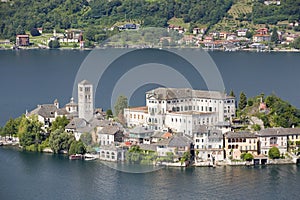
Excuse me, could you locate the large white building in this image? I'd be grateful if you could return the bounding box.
[124,88,235,136]
[78,80,94,121]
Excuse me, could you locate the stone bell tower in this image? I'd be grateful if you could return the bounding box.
[78,80,94,121]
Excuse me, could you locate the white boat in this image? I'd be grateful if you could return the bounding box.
[84,154,98,161]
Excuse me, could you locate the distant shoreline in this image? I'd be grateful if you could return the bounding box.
[0,46,300,53]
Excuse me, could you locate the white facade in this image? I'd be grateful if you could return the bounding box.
[257,135,287,156]
[98,132,115,146]
[194,129,224,161]
[124,88,235,137]
[78,80,94,121]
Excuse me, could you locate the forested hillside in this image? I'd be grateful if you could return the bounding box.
[0,0,232,40]
[0,0,300,40]
[253,0,300,24]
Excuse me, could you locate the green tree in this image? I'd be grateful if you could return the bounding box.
[268,146,280,159]
[229,90,235,97]
[271,27,279,44]
[48,39,60,48]
[49,128,75,153]
[245,31,253,39]
[51,116,69,132]
[69,140,86,155]
[106,109,113,119]
[126,145,143,164]
[30,28,41,36]
[180,151,191,165]
[80,132,92,146]
[238,92,247,110]
[3,118,18,137]
[252,124,261,131]
[114,95,128,116]
[0,126,3,137]
[241,152,254,161]
[17,115,42,150]
[292,37,300,49]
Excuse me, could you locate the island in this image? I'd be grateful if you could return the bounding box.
[1,80,300,167]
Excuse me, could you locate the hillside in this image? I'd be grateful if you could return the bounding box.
[236,93,300,130]
[0,0,299,43]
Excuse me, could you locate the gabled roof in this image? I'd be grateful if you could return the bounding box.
[225,131,257,138]
[146,87,232,100]
[29,104,58,118]
[257,128,300,136]
[139,144,157,152]
[65,118,88,129]
[156,134,192,147]
[130,126,154,134]
[78,80,92,85]
[57,108,69,115]
[98,125,120,135]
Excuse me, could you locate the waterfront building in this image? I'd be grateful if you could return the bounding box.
[97,125,124,146]
[127,126,155,145]
[16,34,29,46]
[98,145,126,162]
[256,127,300,156]
[193,126,224,161]
[124,87,235,137]
[78,80,94,122]
[224,132,258,160]
[155,133,193,158]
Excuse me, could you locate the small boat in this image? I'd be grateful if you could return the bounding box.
[69,154,83,160]
[84,154,98,161]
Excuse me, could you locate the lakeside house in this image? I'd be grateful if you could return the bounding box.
[224,132,258,160]
[256,127,300,156]
[155,133,193,158]
[97,124,124,146]
[16,35,29,46]
[98,144,126,162]
[127,126,155,145]
[193,125,224,162]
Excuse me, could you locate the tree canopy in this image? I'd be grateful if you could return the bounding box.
[48,39,60,48]
[238,92,247,111]
[51,116,69,132]
[268,146,280,159]
[49,128,75,153]
[114,95,128,116]
[69,140,86,155]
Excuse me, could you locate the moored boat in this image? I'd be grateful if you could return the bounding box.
[84,154,98,161]
[69,154,83,160]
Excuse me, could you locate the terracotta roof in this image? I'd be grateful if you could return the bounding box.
[16,35,29,38]
[162,132,172,138]
[126,106,148,112]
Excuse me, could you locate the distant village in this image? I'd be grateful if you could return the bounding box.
[1,19,299,52]
[3,80,299,167]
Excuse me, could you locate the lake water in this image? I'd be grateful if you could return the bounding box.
[0,49,300,126]
[0,49,300,199]
[0,147,300,200]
